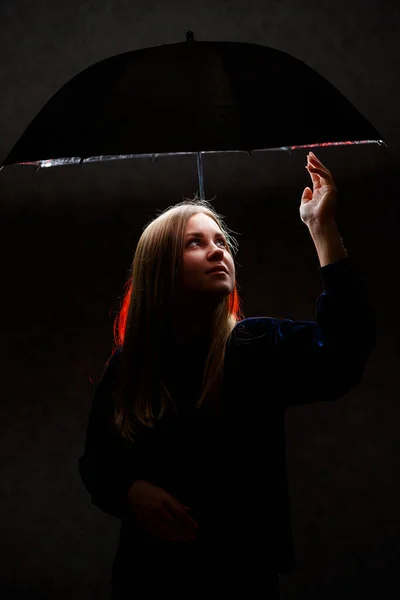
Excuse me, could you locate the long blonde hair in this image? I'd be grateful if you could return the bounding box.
[108,194,245,444]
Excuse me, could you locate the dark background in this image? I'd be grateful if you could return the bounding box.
[1,1,399,598]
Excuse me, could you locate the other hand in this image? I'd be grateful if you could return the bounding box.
[128,480,199,542]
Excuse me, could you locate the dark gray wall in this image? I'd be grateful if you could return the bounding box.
[1,1,399,598]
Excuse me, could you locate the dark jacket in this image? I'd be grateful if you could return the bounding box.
[79,256,376,584]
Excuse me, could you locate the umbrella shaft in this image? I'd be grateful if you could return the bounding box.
[197,152,205,200]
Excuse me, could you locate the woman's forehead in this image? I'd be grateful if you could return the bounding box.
[186,213,220,232]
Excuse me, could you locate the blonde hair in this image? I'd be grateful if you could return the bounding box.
[109,193,245,444]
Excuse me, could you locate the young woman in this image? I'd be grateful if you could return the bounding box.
[79,153,376,599]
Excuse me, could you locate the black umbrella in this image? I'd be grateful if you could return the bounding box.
[1,31,386,199]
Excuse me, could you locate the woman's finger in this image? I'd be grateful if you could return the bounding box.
[147,515,188,541]
[307,166,332,179]
[158,520,187,541]
[308,152,330,170]
[308,157,332,176]
[167,502,199,530]
[161,507,196,540]
[306,166,321,189]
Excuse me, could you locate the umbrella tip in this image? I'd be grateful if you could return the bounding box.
[186,31,195,42]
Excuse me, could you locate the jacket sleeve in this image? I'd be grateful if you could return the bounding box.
[78,347,142,519]
[234,257,376,407]
[271,257,377,407]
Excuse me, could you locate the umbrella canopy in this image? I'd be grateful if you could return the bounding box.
[1,32,385,197]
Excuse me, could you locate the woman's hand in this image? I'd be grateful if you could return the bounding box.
[128,479,199,542]
[300,152,338,227]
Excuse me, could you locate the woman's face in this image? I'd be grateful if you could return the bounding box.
[178,213,236,301]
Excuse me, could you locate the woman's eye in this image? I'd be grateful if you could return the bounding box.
[188,238,226,247]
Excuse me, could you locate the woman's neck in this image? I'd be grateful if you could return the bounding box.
[163,315,212,347]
